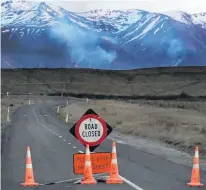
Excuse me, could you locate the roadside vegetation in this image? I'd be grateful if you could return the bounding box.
[60,99,206,158]
[1,96,26,151]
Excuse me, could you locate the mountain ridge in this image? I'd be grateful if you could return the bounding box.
[1,0,206,69]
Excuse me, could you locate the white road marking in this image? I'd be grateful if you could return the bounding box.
[33,109,47,129]
[63,139,66,142]
[68,143,71,145]
[116,140,126,144]
[120,175,144,190]
[39,173,109,186]
[59,136,62,138]
[78,150,83,153]
[73,146,76,149]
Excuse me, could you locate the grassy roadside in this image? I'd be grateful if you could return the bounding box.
[1,95,32,146]
[59,99,206,158]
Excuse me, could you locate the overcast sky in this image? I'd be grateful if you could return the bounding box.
[32,0,206,14]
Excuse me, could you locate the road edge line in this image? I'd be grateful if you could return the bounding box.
[120,175,144,190]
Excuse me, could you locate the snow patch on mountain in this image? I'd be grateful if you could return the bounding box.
[192,12,206,27]
[162,11,206,28]
[6,2,64,27]
[77,9,147,31]
[162,11,192,24]
[123,16,160,44]
[117,14,169,46]
[1,0,36,26]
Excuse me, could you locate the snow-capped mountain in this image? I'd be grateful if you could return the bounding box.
[1,1,206,69]
[1,0,36,26]
[192,12,206,27]
[162,11,206,28]
[76,9,150,32]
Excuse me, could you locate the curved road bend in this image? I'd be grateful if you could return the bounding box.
[2,99,206,190]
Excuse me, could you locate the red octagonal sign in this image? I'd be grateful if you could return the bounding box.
[69,109,113,152]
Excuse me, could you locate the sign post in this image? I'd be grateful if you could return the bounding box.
[69,109,113,152]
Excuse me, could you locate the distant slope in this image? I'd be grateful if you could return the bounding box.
[1,67,206,98]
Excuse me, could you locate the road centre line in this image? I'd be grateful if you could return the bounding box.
[33,108,47,129]
[33,108,144,190]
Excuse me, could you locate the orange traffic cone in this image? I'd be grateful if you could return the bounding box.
[21,146,39,187]
[187,146,204,187]
[106,142,123,184]
[81,144,97,184]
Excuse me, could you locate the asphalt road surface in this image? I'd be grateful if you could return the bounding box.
[2,98,206,190]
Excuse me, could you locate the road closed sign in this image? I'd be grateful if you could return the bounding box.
[69,109,113,152]
[73,152,111,174]
[81,118,102,139]
[75,114,107,146]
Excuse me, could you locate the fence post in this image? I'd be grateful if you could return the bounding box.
[7,107,10,122]
[7,114,10,122]
[65,114,69,123]
[57,106,60,113]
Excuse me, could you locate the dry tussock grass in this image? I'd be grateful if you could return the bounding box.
[60,99,206,157]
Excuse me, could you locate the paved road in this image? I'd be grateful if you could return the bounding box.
[2,99,206,190]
